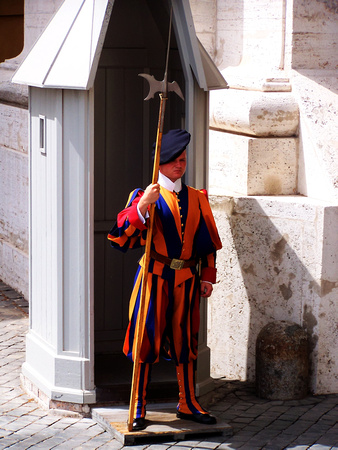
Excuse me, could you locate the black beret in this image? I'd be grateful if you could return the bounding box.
[152,129,191,164]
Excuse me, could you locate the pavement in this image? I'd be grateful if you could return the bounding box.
[0,280,337,449]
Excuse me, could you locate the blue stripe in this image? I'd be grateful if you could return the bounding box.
[126,267,142,361]
[135,363,152,418]
[155,195,182,259]
[136,363,146,418]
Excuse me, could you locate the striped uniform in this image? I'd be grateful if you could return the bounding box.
[108,183,222,366]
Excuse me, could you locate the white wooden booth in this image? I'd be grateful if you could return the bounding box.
[13,0,227,408]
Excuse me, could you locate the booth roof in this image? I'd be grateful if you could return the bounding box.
[12,0,227,91]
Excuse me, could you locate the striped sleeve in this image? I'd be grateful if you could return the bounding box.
[107,189,148,252]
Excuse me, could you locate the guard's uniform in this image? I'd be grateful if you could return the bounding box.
[108,181,222,365]
[107,128,222,427]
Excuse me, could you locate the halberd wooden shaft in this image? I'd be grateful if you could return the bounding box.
[127,94,167,432]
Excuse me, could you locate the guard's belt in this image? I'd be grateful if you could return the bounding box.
[150,250,196,270]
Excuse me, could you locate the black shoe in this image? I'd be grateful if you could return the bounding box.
[177,411,217,425]
[132,417,147,431]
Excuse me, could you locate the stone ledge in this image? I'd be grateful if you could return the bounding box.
[210,89,299,137]
[0,67,28,108]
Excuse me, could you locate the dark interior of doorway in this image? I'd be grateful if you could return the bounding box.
[95,353,178,404]
[94,0,185,405]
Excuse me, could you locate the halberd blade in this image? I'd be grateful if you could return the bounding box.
[167,80,184,101]
[139,73,184,101]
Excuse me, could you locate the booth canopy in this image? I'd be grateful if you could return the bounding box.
[12,0,227,91]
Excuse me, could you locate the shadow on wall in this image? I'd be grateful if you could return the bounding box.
[296,69,338,96]
[210,195,338,394]
[231,198,319,380]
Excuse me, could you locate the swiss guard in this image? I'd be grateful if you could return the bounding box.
[108,129,222,431]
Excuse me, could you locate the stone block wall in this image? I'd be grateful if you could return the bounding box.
[293,71,338,203]
[0,103,29,297]
[0,0,63,297]
[188,0,216,59]
[292,0,338,71]
[209,132,298,196]
[209,195,338,394]
[190,0,338,394]
[291,0,338,203]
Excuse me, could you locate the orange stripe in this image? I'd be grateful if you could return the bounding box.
[128,267,143,320]
[176,362,207,415]
[183,187,200,255]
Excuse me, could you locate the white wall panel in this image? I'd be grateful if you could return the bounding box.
[27,87,95,402]
[30,87,62,346]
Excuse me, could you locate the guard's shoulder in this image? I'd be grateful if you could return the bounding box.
[125,188,144,207]
[186,185,209,200]
[199,188,208,199]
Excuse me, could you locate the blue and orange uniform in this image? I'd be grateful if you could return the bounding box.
[108,129,222,430]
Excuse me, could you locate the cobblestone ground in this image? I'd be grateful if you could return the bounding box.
[0,280,337,449]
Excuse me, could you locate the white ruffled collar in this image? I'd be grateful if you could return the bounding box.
[158,171,182,192]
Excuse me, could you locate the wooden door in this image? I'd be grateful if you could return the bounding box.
[94,0,185,401]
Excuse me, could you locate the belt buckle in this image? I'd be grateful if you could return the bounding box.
[170,258,184,270]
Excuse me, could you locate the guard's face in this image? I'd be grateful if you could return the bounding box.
[159,150,187,183]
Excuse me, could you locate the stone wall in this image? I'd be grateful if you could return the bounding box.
[0,0,63,297]
[292,0,338,202]
[0,104,29,297]
[209,195,338,394]
[190,0,338,394]
[293,70,338,202]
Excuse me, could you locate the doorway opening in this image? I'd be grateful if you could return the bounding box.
[93,0,185,404]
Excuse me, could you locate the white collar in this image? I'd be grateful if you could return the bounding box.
[158,171,182,192]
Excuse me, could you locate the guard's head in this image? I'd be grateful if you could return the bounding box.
[152,129,191,164]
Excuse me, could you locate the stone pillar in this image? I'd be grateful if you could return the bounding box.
[256,321,309,400]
